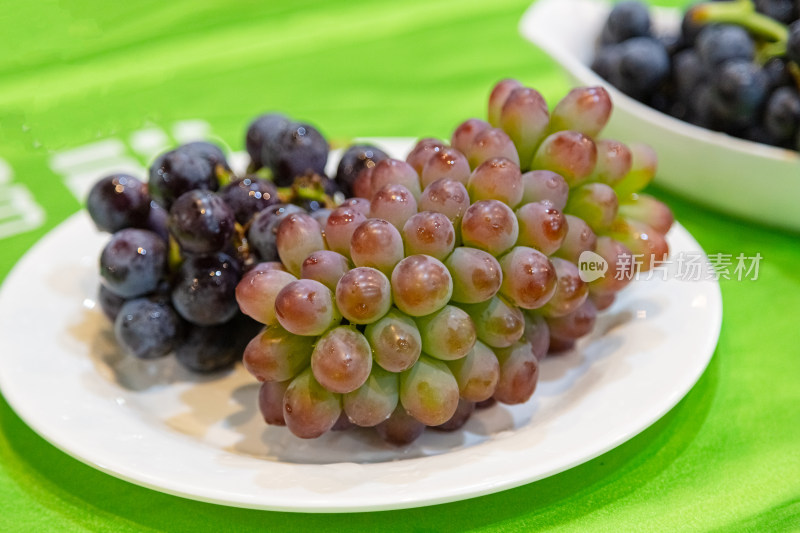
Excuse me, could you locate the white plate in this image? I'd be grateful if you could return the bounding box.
[520,0,800,232]
[0,138,721,512]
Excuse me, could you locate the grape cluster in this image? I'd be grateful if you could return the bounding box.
[88,114,349,373]
[593,0,800,150]
[239,81,674,444]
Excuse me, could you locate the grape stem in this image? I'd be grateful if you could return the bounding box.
[690,0,788,43]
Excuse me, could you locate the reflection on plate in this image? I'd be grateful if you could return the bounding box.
[0,139,721,512]
[520,0,800,232]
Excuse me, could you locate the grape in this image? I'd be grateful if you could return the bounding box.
[554,214,596,264]
[343,365,399,427]
[465,127,520,169]
[168,190,235,254]
[352,167,374,199]
[339,197,371,217]
[591,291,616,311]
[446,340,499,402]
[391,255,453,317]
[589,236,635,295]
[114,298,181,359]
[247,204,305,262]
[219,177,279,224]
[283,367,341,439]
[415,305,476,361]
[276,212,325,276]
[709,60,768,128]
[475,397,496,410]
[674,49,705,101]
[546,298,597,341]
[789,21,800,65]
[549,86,612,138]
[754,0,796,23]
[467,157,523,207]
[245,113,290,170]
[611,37,670,100]
[461,200,519,256]
[499,87,550,167]
[148,144,221,208]
[515,201,569,256]
[531,131,597,187]
[522,312,550,360]
[98,284,126,320]
[171,253,240,326]
[274,279,340,336]
[235,265,297,324]
[696,25,754,69]
[369,184,418,230]
[608,218,669,272]
[488,78,523,127]
[459,296,524,348]
[401,211,456,261]
[270,122,328,186]
[300,250,350,291]
[601,1,651,44]
[493,341,539,405]
[564,183,619,232]
[406,138,445,175]
[87,174,150,233]
[375,404,425,445]
[310,208,332,228]
[617,193,674,235]
[100,228,166,298]
[431,399,475,432]
[176,315,256,373]
[365,309,422,372]
[258,380,290,425]
[591,140,632,187]
[335,267,392,324]
[418,178,470,228]
[445,247,502,304]
[243,325,314,382]
[498,246,557,310]
[400,355,459,426]
[421,147,471,189]
[520,170,569,210]
[311,326,372,394]
[370,159,422,201]
[541,258,588,318]
[324,206,367,258]
[144,200,170,243]
[613,143,657,198]
[331,412,356,431]
[764,87,800,144]
[335,144,389,197]
[350,219,405,277]
[451,119,491,155]
[548,336,575,355]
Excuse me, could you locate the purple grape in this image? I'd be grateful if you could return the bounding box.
[168,190,235,254]
[270,122,329,186]
[100,228,166,298]
[148,143,223,208]
[247,204,305,262]
[86,174,151,233]
[176,315,256,373]
[98,284,126,321]
[114,298,182,359]
[219,177,279,224]
[171,253,240,326]
[335,144,389,197]
[245,113,290,170]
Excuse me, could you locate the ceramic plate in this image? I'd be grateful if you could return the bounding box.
[0,139,721,512]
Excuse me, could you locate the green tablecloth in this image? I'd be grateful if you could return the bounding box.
[1,0,799,530]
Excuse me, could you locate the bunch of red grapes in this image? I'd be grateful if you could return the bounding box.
[237,80,675,445]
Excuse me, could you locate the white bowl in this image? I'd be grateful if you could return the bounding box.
[520,0,800,233]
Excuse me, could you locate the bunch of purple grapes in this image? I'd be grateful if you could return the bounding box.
[593,0,800,150]
[238,81,675,445]
[88,116,347,373]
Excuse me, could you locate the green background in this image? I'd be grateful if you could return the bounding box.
[1,0,799,530]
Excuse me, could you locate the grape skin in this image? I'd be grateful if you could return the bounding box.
[171,253,240,326]
[375,404,425,445]
[276,213,326,276]
[114,298,181,359]
[488,79,523,127]
[520,170,569,210]
[421,147,471,189]
[415,305,477,361]
[100,228,166,299]
[311,326,373,394]
[283,368,342,439]
[431,399,475,432]
[549,86,612,138]
[499,87,550,168]
[258,380,290,426]
[555,214,597,264]
[418,179,471,229]
[364,309,423,372]
[300,250,351,292]
[399,355,460,426]
[274,279,341,336]
[391,255,453,317]
[349,219,405,277]
[87,174,150,233]
[406,138,445,175]
[168,190,235,255]
[446,340,500,402]
[541,258,589,318]
[522,312,550,360]
[235,266,297,325]
[369,184,418,231]
[494,341,539,405]
[335,267,392,325]
[343,366,399,427]
[531,131,598,187]
[401,211,456,261]
[461,200,519,256]
[467,157,524,207]
[498,246,558,310]
[459,296,525,348]
[324,206,367,258]
[445,247,502,304]
[243,325,314,382]
[370,159,422,201]
[516,202,569,256]
[451,119,491,155]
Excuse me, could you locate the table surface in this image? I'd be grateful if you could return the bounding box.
[1,0,799,531]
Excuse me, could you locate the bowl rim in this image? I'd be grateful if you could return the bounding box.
[519,0,800,164]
